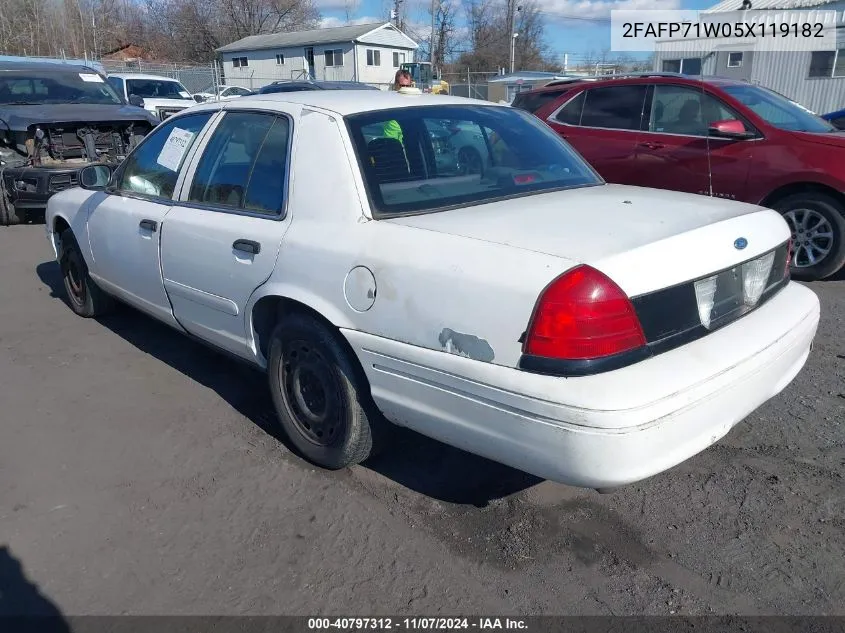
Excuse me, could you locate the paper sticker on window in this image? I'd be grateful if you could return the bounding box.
[179,91,191,99]
[156,127,195,172]
[79,73,104,83]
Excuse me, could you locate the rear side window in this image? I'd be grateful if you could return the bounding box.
[579,85,648,130]
[345,104,602,217]
[649,85,740,136]
[187,111,290,215]
[512,90,566,114]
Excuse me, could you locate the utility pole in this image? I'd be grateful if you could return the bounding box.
[430,0,437,67]
[392,0,403,28]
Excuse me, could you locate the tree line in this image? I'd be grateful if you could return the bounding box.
[0,0,644,75]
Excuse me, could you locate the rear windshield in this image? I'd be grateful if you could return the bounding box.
[345,104,602,217]
[511,90,565,113]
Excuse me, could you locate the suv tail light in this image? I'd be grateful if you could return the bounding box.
[523,265,646,360]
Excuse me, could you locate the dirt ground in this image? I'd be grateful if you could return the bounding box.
[1,224,843,617]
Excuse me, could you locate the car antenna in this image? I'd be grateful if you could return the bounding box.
[702,82,714,197]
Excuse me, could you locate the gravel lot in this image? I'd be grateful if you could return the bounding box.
[1,224,844,617]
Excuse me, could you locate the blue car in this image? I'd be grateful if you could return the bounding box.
[821,108,845,130]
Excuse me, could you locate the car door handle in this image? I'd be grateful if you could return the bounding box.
[139,219,158,232]
[637,141,665,150]
[233,239,261,255]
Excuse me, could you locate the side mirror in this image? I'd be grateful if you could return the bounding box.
[128,94,145,108]
[193,94,204,103]
[79,164,113,190]
[709,119,754,139]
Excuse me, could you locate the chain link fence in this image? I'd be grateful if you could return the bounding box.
[99,60,219,95]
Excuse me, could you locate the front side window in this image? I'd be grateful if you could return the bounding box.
[187,111,290,215]
[721,84,835,132]
[116,112,214,199]
[346,104,602,216]
[126,78,192,100]
[649,85,740,136]
[579,85,648,130]
[107,76,125,98]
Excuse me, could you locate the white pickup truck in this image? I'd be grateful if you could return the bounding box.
[45,91,820,490]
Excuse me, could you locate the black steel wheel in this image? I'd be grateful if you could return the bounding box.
[58,229,114,318]
[267,311,389,469]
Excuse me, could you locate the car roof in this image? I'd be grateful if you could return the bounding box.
[0,61,102,73]
[108,73,185,82]
[520,73,753,96]
[199,90,504,116]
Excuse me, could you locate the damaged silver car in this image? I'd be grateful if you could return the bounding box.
[0,58,158,225]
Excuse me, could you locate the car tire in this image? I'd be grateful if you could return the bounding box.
[267,312,389,470]
[0,196,23,226]
[59,229,114,317]
[773,192,845,281]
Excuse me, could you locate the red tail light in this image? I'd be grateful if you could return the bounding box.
[524,265,647,360]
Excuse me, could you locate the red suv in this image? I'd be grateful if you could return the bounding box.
[514,74,845,280]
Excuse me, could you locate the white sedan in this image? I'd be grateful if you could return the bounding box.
[45,91,820,490]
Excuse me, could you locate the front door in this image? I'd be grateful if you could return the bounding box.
[632,83,751,199]
[305,47,316,79]
[86,111,215,325]
[159,108,294,359]
[546,84,646,186]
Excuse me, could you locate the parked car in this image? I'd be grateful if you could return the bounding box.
[822,108,845,130]
[257,80,380,94]
[192,85,254,103]
[44,92,819,490]
[516,73,845,280]
[107,73,196,122]
[0,60,158,225]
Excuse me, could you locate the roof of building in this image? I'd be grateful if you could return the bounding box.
[216,22,416,54]
[184,89,502,117]
[705,0,835,11]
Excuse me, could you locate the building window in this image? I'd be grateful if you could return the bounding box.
[325,49,344,67]
[366,49,381,66]
[232,56,248,68]
[662,57,701,75]
[392,51,406,67]
[275,54,285,65]
[809,50,845,77]
[727,52,743,67]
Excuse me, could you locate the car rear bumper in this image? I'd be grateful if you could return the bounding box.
[343,282,820,488]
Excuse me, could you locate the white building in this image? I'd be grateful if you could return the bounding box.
[652,0,845,113]
[216,22,418,90]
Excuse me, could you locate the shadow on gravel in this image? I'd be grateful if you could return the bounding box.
[0,546,70,632]
[36,261,537,506]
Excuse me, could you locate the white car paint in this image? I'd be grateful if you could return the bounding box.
[108,73,195,120]
[45,91,820,489]
[193,86,253,103]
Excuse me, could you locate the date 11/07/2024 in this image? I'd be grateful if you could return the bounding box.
[308,618,528,630]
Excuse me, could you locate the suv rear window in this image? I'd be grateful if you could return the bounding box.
[511,90,567,113]
[345,104,602,217]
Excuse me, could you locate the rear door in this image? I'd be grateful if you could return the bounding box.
[545,84,648,185]
[633,83,752,199]
[158,107,296,359]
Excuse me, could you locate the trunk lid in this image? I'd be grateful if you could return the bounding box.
[387,183,790,296]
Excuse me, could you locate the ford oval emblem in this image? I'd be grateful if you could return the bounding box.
[734,237,748,250]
